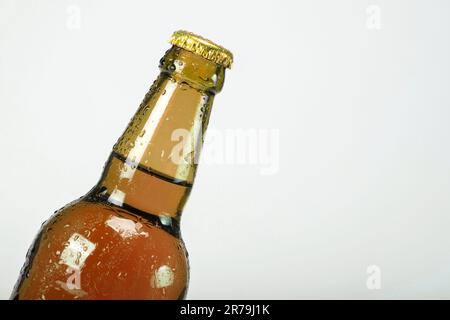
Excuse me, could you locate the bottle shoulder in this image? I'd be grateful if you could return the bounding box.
[47,197,181,240]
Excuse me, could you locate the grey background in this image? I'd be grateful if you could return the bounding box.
[1,0,450,299]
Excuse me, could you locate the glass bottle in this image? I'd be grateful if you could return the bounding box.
[11,30,233,300]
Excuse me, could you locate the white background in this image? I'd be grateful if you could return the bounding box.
[1,0,450,299]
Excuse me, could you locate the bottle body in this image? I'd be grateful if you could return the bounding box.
[11,195,189,300]
[11,35,231,300]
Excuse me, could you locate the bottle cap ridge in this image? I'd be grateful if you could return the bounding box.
[169,30,233,69]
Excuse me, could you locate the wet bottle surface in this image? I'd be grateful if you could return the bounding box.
[11,31,233,300]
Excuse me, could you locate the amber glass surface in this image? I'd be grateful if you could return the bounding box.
[11,45,227,300]
[12,199,189,300]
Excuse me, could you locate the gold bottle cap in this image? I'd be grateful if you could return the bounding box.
[169,30,233,69]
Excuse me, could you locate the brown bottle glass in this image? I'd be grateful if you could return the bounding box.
[11,32,231,300]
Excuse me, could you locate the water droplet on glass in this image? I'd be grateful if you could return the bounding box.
[159,214,172,226]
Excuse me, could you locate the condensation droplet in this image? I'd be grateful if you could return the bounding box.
[179,82,189,90]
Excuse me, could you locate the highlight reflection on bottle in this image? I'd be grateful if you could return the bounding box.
[11,30,233,300]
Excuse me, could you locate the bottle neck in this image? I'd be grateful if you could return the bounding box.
[116,46,225,184]
[89,47,225,221]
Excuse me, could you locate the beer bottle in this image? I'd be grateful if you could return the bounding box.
[11,30,233,300]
